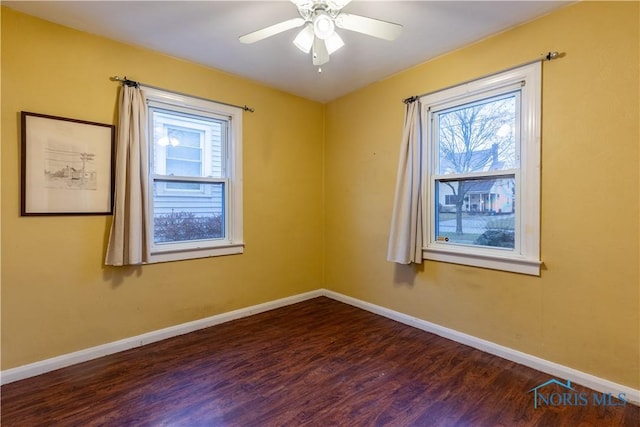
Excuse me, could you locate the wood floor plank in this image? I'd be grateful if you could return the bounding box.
[1,297,638,426]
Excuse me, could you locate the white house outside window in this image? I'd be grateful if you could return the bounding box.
[145,88,243,263]
[421,62,541,275]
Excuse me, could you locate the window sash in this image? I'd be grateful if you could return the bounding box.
[431,174,518,252]
[150,107,226,179]
[150,176,229,253]
[432,91,521,177]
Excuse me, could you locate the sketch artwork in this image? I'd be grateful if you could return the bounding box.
[45,143,98,191]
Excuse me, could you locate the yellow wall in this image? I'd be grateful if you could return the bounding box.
[324,1,639,389]
[1,8,324,369]
[2,1,639,392]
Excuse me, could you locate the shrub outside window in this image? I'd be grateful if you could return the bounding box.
[421,63,541,275]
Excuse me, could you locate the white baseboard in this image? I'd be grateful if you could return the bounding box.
[322,289,640,406]
[2,287,638,407]
[0,289,323,385]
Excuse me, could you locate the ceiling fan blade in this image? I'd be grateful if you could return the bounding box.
[239,18,305,44]
[312,37,330,66]
[290,0,312,7]
[327,0,352,9]
[335,13,402,41]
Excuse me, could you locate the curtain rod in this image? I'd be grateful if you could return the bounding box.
[402,51,564,104]
[110,76,255,113]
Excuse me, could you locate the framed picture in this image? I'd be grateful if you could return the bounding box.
[21,111,116,216]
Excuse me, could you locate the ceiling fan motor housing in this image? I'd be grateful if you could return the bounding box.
[313,11,335,39]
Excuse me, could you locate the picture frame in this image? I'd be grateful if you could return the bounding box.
[21,111,116,216]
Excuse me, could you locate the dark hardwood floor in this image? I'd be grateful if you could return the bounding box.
[2,297,638,426]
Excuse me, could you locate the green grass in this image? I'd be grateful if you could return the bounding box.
[438,212,470,221]
[485,216,515,230]
[438,212,515,231]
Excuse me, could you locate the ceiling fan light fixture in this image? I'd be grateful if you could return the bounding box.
[325,31,344,54]
[313,12,335,40]
[293,24,314,53]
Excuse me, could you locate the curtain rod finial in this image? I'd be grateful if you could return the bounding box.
[546,51,564,60]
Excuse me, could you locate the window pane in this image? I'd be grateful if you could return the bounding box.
[167,145,202,161]
[435,177,515,249]
[170,128,201,148]
[153,181,225,244]
[166,159,201,177]
[437,93,517,175]
[166,182,201,191]
[151,109,224,178]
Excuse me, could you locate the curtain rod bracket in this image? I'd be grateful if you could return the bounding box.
[403,95,419,105]
[111,76,139,88]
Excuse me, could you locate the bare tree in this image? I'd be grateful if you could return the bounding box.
[437,97,515,233]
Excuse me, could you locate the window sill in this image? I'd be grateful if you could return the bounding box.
[147,243,244,264]
[423,247,541,276]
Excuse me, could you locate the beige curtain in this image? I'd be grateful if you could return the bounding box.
[105,85,149,266]
[387,100,423,264]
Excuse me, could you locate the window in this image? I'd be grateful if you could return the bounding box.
[145,88,243,262]
[421,63,541,275]
[444,195,458,206]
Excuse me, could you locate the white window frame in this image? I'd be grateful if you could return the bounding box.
[421,62,541,275]
[144,87,243,263]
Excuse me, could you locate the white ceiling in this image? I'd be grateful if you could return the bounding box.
[4,1,570,103]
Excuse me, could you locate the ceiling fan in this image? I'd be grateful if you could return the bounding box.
[239,0,402,67]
